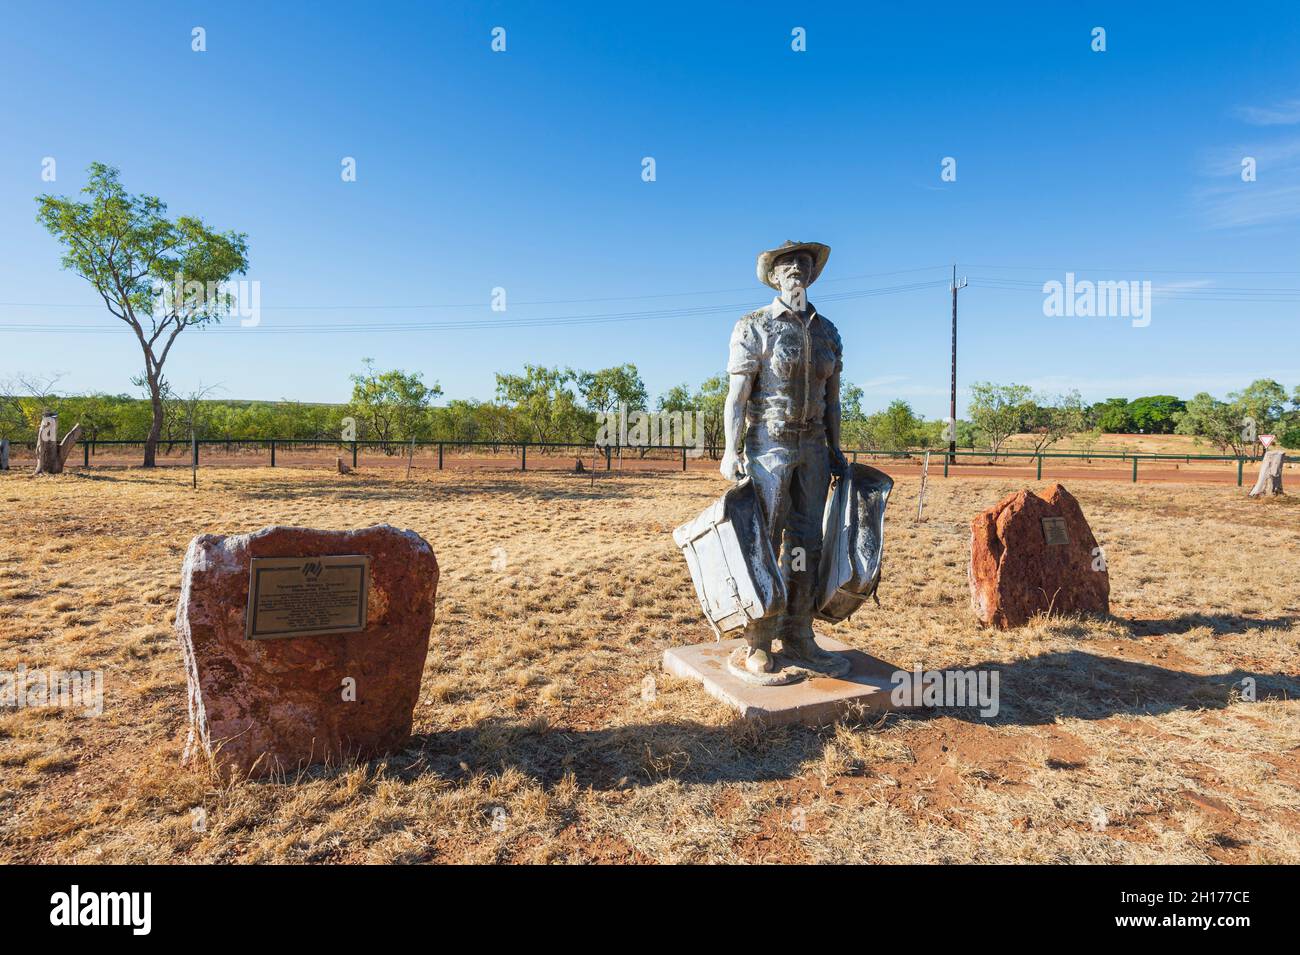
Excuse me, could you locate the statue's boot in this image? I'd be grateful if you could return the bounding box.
[781,624,849,676]
[742,617,779,675]
[744,647,775,675]
[779,544,850,677]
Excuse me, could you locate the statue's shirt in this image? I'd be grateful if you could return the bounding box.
[727,299,843,434]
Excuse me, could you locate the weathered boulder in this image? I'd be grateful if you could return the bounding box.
[969,483,1109,629]
[176,524,437,779]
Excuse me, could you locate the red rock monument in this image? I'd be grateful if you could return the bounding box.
[969,483,1109,629]
[175,524,437,779]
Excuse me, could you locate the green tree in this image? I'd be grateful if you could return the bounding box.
[0,373,66,440]
[863,400,924,452]
[577,364,648,415]
[1127,395,1185,433]
[36,163,249,466]
[1174,392,1252,456]
[495,364,586,443]
[1023,391,1085,454]
[656,383,694,415]
[1089,398,1133,433]
[348,359,441,448]
[694,375,729,458]
[1230,379,1288,432]
[967,382,1032,455]
[838,381,868,447]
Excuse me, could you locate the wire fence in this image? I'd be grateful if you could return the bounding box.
[1,436,1288,487]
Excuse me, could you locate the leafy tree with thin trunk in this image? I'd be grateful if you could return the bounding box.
[863,399,924,452]
[577,364,648,416]
[693,375,730,458]
[1023,390,1085,455]
[348,359,441,449]
[495,364,585,444]
[1174,392,1252,457]
[968,382,1031,455]
[36,163,249,467]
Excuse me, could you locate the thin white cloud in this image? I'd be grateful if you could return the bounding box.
[1194,183,1300,230]
[1193,103,1300,228]
[1197,137,1300,177]
[1235,99,1300,126]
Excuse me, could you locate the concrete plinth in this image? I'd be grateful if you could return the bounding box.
[663,635,906,726]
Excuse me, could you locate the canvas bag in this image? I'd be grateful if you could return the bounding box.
[816,462,893,623]
[673,476,786,637]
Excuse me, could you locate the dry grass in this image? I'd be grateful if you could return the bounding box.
[0,465,1297,864]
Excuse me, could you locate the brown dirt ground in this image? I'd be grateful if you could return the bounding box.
[0,466,1297,864]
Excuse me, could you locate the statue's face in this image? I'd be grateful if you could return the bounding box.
[771,252,813,300]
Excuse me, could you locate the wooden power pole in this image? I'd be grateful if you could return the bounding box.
[948,264,967,464]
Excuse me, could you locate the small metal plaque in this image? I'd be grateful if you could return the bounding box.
[1041,517,1070,547]
[246,555,370,640]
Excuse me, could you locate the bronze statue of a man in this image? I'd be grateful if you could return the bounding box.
[720,240,852,680]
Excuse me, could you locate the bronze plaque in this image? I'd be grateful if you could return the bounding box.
[245,555,370,640]
[1041,517,1070,547]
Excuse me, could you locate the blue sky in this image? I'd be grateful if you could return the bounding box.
[2,0,1298,418]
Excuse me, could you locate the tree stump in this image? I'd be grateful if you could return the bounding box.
[34,413,60,474]
[1248,449,1285,497]
[58,424,83,469]
[33,413,82,475]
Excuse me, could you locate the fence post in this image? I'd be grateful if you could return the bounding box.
[943,455,949,478]
[606,445,612,470]
[1036,454,1042,480]
[84,441,89,468]
[1131,456,1138,483]
[438,443,443,470]
[270,440,276,467]
[521,442,527,471]
[1237,457,1244,487]
[352,440,358,469]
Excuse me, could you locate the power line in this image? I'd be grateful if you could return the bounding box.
[0,265,950,312]
[964,263,1300,276]
[0,278,951,335]
[970,277,1300,303]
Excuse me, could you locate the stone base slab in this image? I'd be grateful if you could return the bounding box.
[663,635,906,726]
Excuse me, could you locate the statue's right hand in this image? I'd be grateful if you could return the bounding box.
[720,451,745,482]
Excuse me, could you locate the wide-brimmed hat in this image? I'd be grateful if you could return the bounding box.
[756,240,831,290]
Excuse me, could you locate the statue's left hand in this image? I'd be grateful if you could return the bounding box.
[828,445,848,476]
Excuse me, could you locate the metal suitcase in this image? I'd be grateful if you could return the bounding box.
[673,477,787,637]
[816,463,894,623]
